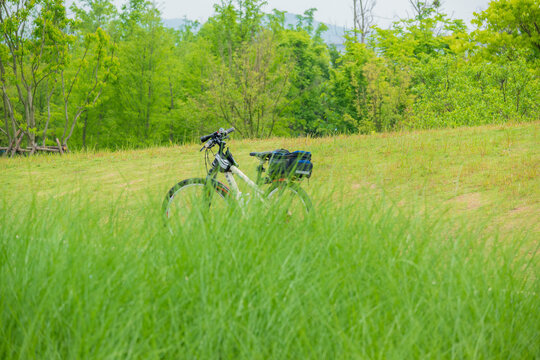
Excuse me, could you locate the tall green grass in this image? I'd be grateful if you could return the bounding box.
[1,189,537,359]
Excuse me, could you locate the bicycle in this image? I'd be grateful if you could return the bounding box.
[162,127,313,222]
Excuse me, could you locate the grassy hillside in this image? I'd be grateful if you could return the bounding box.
[2,122,538,235]
[1,123,538,358]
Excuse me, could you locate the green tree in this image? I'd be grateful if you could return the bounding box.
[110,0,175,145]
[0,0,69,149]
[172,23,215,141]
[203,31,292,137]
[472,0,540,61]
[66,0,118,148]
[71,0,117,33]
[279,9,332,135]
[370,5,467,66]
[201,0,267,66]
[55,27,116,146]
[327,40,371,133]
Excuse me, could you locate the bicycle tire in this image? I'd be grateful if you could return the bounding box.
[265,181,313,217]
[162,178,230,220]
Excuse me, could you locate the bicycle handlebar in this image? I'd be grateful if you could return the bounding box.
[200,127,235,143]
[200,132,215,143]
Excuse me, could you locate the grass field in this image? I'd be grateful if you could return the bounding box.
[1,123,539,358]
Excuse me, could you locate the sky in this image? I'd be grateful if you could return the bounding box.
[113,0,492,29]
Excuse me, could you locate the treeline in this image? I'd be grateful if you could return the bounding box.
[1,0,538,150]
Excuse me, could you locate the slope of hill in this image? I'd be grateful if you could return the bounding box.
[2,122,537,236]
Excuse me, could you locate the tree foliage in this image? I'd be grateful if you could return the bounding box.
[0,0,538,151]
[472,0,540,61]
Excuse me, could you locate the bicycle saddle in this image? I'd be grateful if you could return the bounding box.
[249,151,273,160]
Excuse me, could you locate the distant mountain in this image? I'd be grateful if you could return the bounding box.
[281,12,346,48]
[162,13,347,49]
[162,18,190,30]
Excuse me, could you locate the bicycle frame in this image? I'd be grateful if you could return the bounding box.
[207,162,267,203]
[205,140,268,203]
[224,166,264,201]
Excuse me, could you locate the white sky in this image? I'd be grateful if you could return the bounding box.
[107,0,491,29]
[159,0,489,28]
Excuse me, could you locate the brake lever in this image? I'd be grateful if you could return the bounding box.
[200,140,212,152]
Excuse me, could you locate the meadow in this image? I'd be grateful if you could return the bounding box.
[1,123,538,358]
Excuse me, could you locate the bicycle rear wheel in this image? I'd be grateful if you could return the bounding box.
[265,181,312,220]
[163,178,229,225]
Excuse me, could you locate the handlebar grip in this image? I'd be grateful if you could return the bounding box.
[200,132,215,143]
[200,127,234,143]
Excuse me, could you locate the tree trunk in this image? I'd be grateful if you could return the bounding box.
[353,0,358,42]
[145,84,151,140]
[82,111,88,148]
[169,78,174,143]
[11,131,24,156]
[2,93,10,144]
[56,138,64,154]
[139,49,146,139]
[43,81,55,146]
[61,72,70,141]
[65,108,84,144]
[26,86,36,147]
[96,107,104,146]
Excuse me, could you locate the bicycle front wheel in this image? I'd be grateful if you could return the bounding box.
[265,182,312,220]
[163,178,229,224]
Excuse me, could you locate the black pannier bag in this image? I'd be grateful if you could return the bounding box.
[268,149,313,179]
